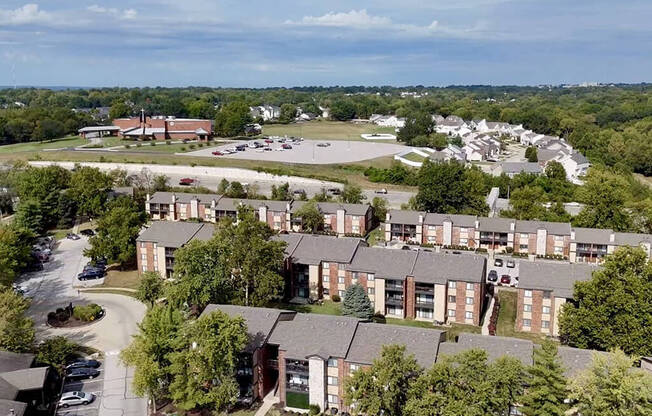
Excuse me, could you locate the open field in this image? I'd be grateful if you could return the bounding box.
[262,120,397,141]
[0,135,87,153]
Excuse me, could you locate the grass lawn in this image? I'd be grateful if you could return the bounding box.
[272,300,342,316]
[101,269,140,290]
[81,288,138,299]
[496,290,551,344]
[402,152,426,163]
[285,392,309,409]
[366,227,384,246]
[0,136,87,153]
[262,120,396,142]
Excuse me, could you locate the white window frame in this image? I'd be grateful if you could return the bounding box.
[465,311,473,320]
[327,376,338,386]
[466,283,474,290]
[448,281,456,289]
[523,319,531,327]
[447,309,456,317]
[524,304,532,312]
[465,297,474,305]
[542,306,550,314]
[367,273,375,281]
[524,290,532,298]
[327,358,337,367]
[322,262,330,269]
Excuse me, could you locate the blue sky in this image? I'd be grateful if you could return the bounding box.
[0,1,650,87]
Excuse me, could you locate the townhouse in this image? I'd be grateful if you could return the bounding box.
[513,221,571,257]
[515,262,596,336]
[145,191,374,236]
[202,305,610,413]
[569,228,652,263]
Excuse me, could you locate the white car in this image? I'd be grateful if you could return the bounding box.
[58,391,95,408]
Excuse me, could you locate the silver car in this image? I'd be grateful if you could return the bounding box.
[58,391,95,408]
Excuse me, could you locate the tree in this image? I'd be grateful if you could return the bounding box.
[121,305,185,405]
[344,345,421,416]
[109,101,131,120]
[279,104,297,123]
[342,284,374,320]
[136,272,164,307]
[214,101,252,137]
[294,201,323,232]
[520,341,568,416]
[371,196,388,223]
[397,112,434,144]
[69,166,112,217]
[0,225,33,286]
[313,188,332,202]
[502,186,546,220]
[0,289,34,352]
[545,161,567,181]
[168,310,248,412]
[85,196,147,267]
[14,199,44,235]
[573,167,633,231]
[340,183,365,204]
[404,350,525,416]
[525,146,538,162]
[36,336,77,374]
[33,119,64,142]
[218,179,230,194]
[225,181,247,198]
[558,246,652,357]
[329,99,356,121]
[271,182,291,200]
[570,349,652,416]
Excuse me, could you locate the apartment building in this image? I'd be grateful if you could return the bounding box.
[202,305,609,413]
[515,262,596,336]
[513,221,571,257]
[145,192,373,236]
[136,221,214,278]
[569,228,652,263]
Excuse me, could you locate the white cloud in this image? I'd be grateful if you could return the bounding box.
[123,9,137,19]
[287,9,391,28]
[87,5,137,20]
[0,4,52,25]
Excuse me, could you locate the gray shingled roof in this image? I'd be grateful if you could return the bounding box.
[557,346,608,377]
[445,334,534,366]
[0,352,34,374]
[412,251,486,284]
[501,162,542,175]
[388,209,424,225]
[478,217,514,233]
[516,220,571,235]
[571,152,589,164]
[274,233,303,258]
[346,247,417,279]
[201,305,294,352]
[290,201,370,216]
[0,399,27,416]
[518,262,597,298]
[572,227,613,245]
[614,232,652,247]
[424,213,477,227]
[0,367,48,391]
[136,221,212,248]
[0,377,18,401]
[268,314,360,359]
[148,191,221,205]
[346,323,445,368]
[284,234,365,265]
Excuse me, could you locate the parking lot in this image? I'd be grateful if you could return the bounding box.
[486,255,520,287]
[184,138,406,164]
[57,361,105,416]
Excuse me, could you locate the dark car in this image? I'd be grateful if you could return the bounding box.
[500,275,511,285]
[235,144,246,151]
[494,258,504,267]
[66,360,101,370]
[78,270,105,281]
[488,270,498,282]
[263,147,272,151]
[92,258,107,267]
[83,265,105,274]
[79,229,95,237]
[327,188,341,195]
[66,233,81,240]
[282,143,292,150]
[66,367,100,380]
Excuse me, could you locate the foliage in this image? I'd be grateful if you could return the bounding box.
[558,246,652,357]
[519,341,568,416]
[72,303,103,321]
[85,196,147,267]
[294,201,323,233]
[340,183,366,204]
[344,345,421,416]
[569,349,652,416]
[545,161,566,181]
[371,196,388,223]
[525,146,538,162]
[270,182,291,200]
[136,272,164,306]
[14,199,44,234]
[341,283,374,320]
[167,310,248,412]
[69,166,112,217]
[0,289,34,352]
[404,350,525,416]
[36,336,77,374]
[0,225,33,286]
[573,167,633,231]
[215,101,252,137]
[364,162,419,186]
[397,112,434,145]
[279,104,297,123]
[500,186,546,220]
[329,99,357,121]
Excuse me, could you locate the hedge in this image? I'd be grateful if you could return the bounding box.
[73,304,103,321]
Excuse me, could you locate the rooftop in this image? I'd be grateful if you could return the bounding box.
[136,221,214,248]
[518,262,597,298]
[279,234,365,265]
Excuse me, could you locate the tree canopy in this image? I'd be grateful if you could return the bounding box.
[0,289,35,353]
[341,283,374,320]
[519,341,568,416]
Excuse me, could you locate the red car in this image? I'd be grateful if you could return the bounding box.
[282,144,292,150]
[179,178,195,186]
[264,139,274,144]
[500,275,511,285]
[212,151,223,156]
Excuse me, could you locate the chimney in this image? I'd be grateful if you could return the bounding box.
[570,230,575,240]
[418,214,423,224]
[609,232,615,243]
[146,193,150,202]
[171,193,176,203]
[385,212,391,222]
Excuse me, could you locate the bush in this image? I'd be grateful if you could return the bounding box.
[136,143,142,148]
[331,294,341,302]
[166,140,172,145]
[189,144,196,149]
[124,144,131,149]
[308,404,320,415]
[180,146,186,151]
[198,142,204,147]
[505,246,514,253]
[72,304,103,321]
[150,141,156,146]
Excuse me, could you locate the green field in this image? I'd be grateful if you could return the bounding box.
[402,152,426,163]
[0,136,88,153]
[262,120,396,141]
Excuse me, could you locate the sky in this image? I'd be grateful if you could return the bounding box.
[0,0,650,87]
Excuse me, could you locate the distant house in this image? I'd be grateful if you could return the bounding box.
[72,107,111,121]
[558,152,590,184]
[113,110,213,141]
[497,162,543,177]
[249,105,281,121]
[371,115,406,128]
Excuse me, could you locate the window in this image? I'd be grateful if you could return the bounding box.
[448,281,456,289]
[367,288,375,295]
[323,275,329,284]
[386,305,403,316]
[339,290,345,297]
[542,306,551,314]
[524,304,532,312]
[465,297,474,305]
[465,311,473,320]
[428,225,436,231]
[328,376,338,386]
[153,243,157,249]
[352,272,359,279]
[323,289,329,296]
[542,320,550,329]
[352,225,360,234]
[543,291,551,299]
[448,309,456,317]
[466,283,474,290]
[448,295,456,303]
[338,276,345,284]
[460,238,468,245]
[519,244,528,250]
[352,216,359,221]
[140,242,145,248]
[554,246,563,255]
[368,273,375,281]
[322,262,330,269]
[142,265,147,272]
[524,290,532,298]
[338,263,346,270]
[460,227,468,233]
[523,319,531,327]
[327,358,337,367]
[328,394,338,404]
[350,364,360,372]
[416,308,433,319]
[554,235,564,241]
[273,221,281,230]
[141,253,147,260]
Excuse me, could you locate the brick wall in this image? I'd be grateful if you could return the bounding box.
[337,358,346,410]
[516,288,524,331]
[472,283,482,325]
[344,215,353,234]
[405,276,415,319]
[528,233,537,255]
[455,283,466,322]
[329,263,338,297]
[278,350,286,406]
[531,290,543,332]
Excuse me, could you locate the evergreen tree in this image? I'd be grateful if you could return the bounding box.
[341,283,374,320]
[520,340,568,416]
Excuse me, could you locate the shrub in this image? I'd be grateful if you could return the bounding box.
[198,142,204,147]
[190,163,197,167]
[73,304,103,322]
[189,144,196,149]
[505,246,514,253]
[124,144,131,149]
[180,146,186,151]
[331,294,341,302]
[308,404,320,415]
[166,140,172,145]
[150,141,156,146]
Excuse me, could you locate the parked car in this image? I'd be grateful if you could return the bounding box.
[293,189,305,196]
[79,229,95,237]
[316,142,330,147]
[211,151,223,156]
[66,233,80,240]
[327,188,341,196]
[178,178,195,186]
[494,258,504,267]
[77,270,105,281]
[281,144,292,150]
[506,259,516,268]
[375,188,388,194]
[263,147,272,151]
[65,367,100,380]
[235,144,246,151]
[500,275,511,285]
[264,139,274,144]
[66,360,101,370]
[58,391,95,408]
[488,270,498,282]
[33,251,50,262]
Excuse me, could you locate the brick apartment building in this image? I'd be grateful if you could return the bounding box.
[201,305,610,413]
[112,110,213,141]
[145,192,374,237]
[515,262,596,336]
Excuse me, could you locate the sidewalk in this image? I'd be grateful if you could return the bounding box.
[99,351,147,416]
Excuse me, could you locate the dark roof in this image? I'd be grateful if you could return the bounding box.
[346,323,445,368]
[571,152,589,164]
[0,377,18,401]
[201,305,294,352]
[477,217,514,233]
[445,333,534,366]
[346,247,417,280]
[283,234,365,265]
[501,162,542,175]
[0,352,34,374]
[0,399,27,416]
[274,233,303,258]
[572,227,613,245]
[148,191,222,205]
[613,232,652,247]
[557,346,608,377]
[136,221,213,248]
[0,367,48,391]
[516,220,571,235]
[268,314,360,360]
[291,201,371,216]
[518,262,596,298]
[388,210,424,225]
[423,213,477,227]
[411,251,486,284]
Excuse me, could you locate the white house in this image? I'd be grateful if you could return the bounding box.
[557,152,590,184]
[373,115,406,128]
[249,105,281,121]
[319,106,330,119]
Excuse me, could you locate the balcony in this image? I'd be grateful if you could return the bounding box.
[385,296,404,306]
[267,359,279,370]
[286,362,309,374]
[286,383,309,393]
[385,283,404,291]
[415,285,434,294]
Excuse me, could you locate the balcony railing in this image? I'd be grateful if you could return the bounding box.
[415,286,434,294]
[385,283,404,291]
[385,297,404,306]
[267,359,278,369]
[286,363,309,374]
[286,383,309,393]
